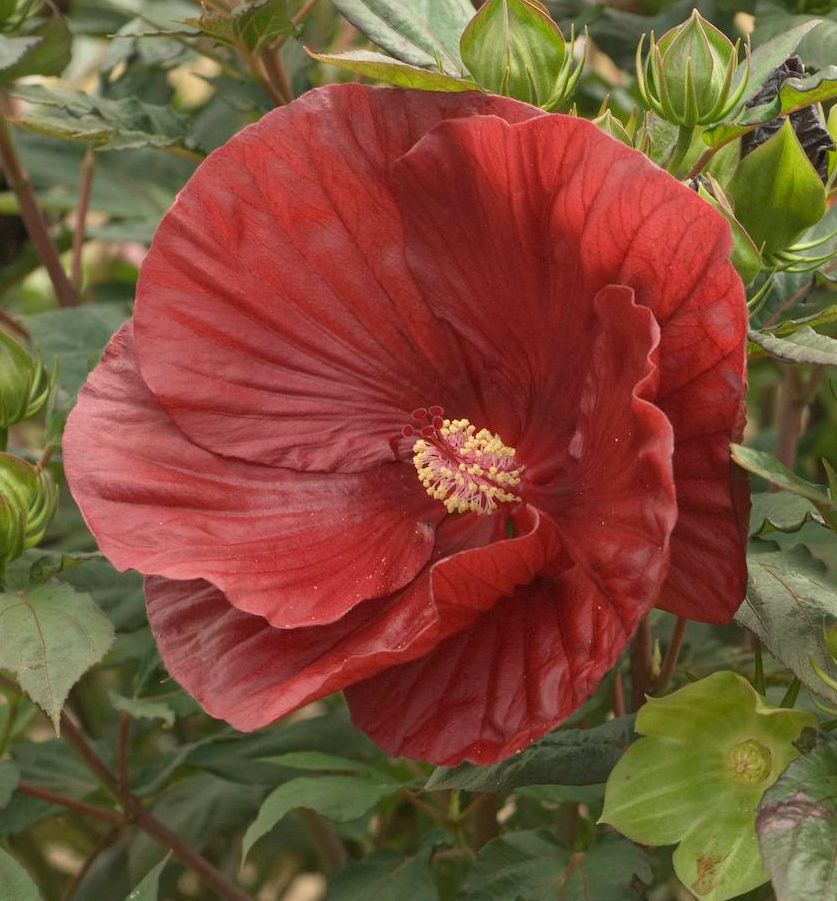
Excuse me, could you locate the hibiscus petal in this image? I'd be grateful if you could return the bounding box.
[347,291,677,764]
[133,85,543,472]
[387,113,747,623]
[144,498,569,733]
[63,324,440,628]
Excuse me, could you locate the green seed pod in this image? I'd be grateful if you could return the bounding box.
[0,331,52,430]
[636,10,749,127]
[460,0,584,111]
[0,453,58,571]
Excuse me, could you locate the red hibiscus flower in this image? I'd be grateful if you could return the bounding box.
[64,84,748,765]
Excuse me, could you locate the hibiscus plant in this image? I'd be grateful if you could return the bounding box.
[0,1,834,899]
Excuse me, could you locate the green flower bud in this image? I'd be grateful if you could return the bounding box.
[460,0,584,111]
[0,453,58,571]
[0,331,52,430]
[592,110,633,146]
[636,10,749,127]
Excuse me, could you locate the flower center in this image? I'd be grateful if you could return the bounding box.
[403,407,523,515]
[726,739,773,785]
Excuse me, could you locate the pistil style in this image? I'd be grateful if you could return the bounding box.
[404,407,523,515]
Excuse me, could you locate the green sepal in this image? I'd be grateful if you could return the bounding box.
[592,109,633,145]
[601,671,815,901]
[697,178,762,284]
[460,0,581,110]
[0,331,53,430]
[727,119,826,262]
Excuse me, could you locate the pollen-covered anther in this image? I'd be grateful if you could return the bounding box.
[410,416,523,515]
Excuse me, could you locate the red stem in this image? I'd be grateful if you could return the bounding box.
[652,617,687,695]
[630,617,652,711]
[17,781,124,825]
[70,148,95,292]
[0,112,78,308]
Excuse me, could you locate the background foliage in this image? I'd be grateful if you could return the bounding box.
[0,1,835,899]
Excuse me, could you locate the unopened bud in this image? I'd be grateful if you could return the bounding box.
[460,0,583,111]
[0,454,58,570]
[0,331,52,430]
[636,10,748,127]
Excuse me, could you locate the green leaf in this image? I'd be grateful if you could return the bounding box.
[601,672,814,901]
[748,327,837,367]
[330,0,474,73]
[308,49,474,91]
[183,0,295,53]
[459,831,651,901]
[732,19,823,116]
[426,717,633,792]
[242,772,400,860]
[22,304,129,438]
[758,737,837,900]
[750,493,820,538]
[706,64,837,148]
[732,446,836,523]
[0,583,114,731]
[123,857,169,901]
[0,762,19,811]
[0,848,42,901]
[728,120,826,259]
[328,846,437,901]
[736,544,837,707]
[459,0,574,110]
[10,85,192,152]
[128,774,263,883]
[109,693,175,729]
[0,14,71,85]
[260,751,376,774]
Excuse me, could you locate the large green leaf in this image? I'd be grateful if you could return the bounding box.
[601,672,815,901]
[426,717,633,792]
[0,14,71,85]
[330,0,474,73]
[0,848,41,901]
[308,49,474,90]
[183,0,295,52]
[748,327,837,367]
[732,446,836,523]
[242,771,401,860]
[0,762,18,811]
[0,583,114,730]
[327,846,437,901]
[757,737,837,901]
[737,543,837,706]
[121,858,169,901]
[129,774,264,883]
[459,831,651,901]
[10,84,192,152]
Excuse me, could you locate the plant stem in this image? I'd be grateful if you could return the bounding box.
[60,827,120,901]
[630,616,652,711]
[16,782,125,825]
[464,793,498,851]
[0,308,29,341]
[70,148,95,293]
[259,47,293,103]
[652,617,688,695]
[299,809,347,874]
[612,670,626,718]
[0,111,78,308]
[666,125,695,178]
[754,638,766,695]
[775,365,824,471]
[59,712,253,901]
